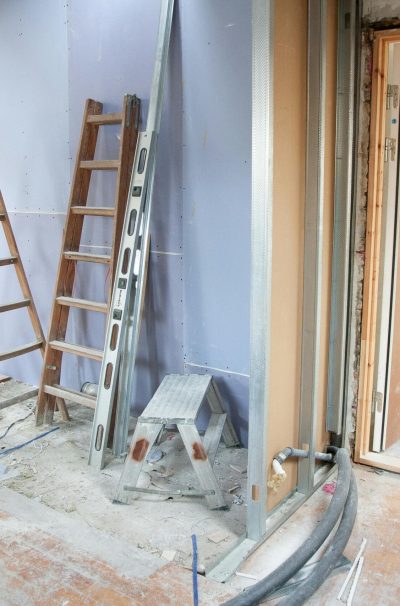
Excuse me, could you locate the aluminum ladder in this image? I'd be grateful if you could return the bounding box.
[114,373,240,510]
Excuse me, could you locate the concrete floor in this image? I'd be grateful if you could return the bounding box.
[384,439,400,458]
[1,381,400,605]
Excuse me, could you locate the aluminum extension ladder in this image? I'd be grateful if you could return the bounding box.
[88,0,175,469]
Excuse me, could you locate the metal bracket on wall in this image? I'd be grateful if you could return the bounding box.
[245,0,274,542]
[326,0,357,435]
[297,0,327,495]
[88,0,175,470]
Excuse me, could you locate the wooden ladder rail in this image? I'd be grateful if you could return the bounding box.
[0,192,69,415]
[0,191,45,358]
[36,95,140,425]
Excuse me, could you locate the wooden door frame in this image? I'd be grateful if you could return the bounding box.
[355,29,400,473]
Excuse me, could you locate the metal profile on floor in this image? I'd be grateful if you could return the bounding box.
[297,0,328,495]
[327,0,357,435]
[208,463,337,583]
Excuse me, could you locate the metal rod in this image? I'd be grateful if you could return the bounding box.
[123,486,215,497]
[88,0,175,469]
[327,0,357,435]
[112,0,174,457]
[246,0,274,541]
[146,0,175,135]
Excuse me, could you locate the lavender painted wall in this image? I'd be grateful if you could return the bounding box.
[0,1,250,444]
[181,1,251,444]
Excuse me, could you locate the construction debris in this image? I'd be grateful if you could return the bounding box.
[337,538,367,601]
[162,549,176,562]
[347,556,365,606]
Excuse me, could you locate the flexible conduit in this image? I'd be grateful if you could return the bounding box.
[223,448,357,606]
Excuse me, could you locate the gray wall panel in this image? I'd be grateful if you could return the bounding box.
[0,0,69,212]
[0,2,249,444]
[67,0,183,400]
[185,362,249,446]
[132,252,184,414]
[181,1,251,378]
[0,213,66,385]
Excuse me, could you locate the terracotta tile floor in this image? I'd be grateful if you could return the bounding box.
[0,499,233,606]
[2,464,400,605]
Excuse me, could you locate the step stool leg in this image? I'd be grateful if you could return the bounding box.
[177,423,226,510]
[203,413,226,466]
[207,380,240,447]
[114,421,163,504]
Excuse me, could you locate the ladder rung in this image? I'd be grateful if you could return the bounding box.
[44,384,96,409]
[0,299,30,313]
[0,256,17,266]
[49,340,103,361]
[80,160,120,170]
[87,112,123,125]
[0,340,43,362]
[64,251,111,264]
[71,206,115,217]
[56,296,108,313]
[0,213,5,220]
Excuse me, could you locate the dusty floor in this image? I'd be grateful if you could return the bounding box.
[384,439,400,458]
[1,380,400,605]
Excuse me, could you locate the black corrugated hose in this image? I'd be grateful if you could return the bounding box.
[222,448,357,606]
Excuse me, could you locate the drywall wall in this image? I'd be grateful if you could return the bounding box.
[180,1,251,445]
[65,0,184,408]
[0,0,184,406]
[0,1,251,444]
[267,0,337,509]
[0,0,69,383]
[268,0,307,508]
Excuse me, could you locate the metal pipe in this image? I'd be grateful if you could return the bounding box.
[272,446,334,479]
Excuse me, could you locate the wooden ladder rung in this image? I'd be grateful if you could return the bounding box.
[0,340,43,362]
[49,340,103,361]
[56,296,108,313]
[0,298,30,313]
[87,112,123,125]
[0,256,17,266]
[64,251,111,264]
[80,160,120,170]
[44,384,96,409]
[71,206,115,217]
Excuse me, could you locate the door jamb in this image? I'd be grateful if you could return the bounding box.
[355,28,400,473]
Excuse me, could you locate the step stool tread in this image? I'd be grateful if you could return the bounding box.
[141,374,213,421]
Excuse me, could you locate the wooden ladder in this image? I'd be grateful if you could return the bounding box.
[36,95,140,425]
[0,191,46,363]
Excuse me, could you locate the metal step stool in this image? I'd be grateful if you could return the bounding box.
[114,373,240,509]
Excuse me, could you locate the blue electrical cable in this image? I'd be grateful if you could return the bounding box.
[192,533,199,606]
[0,426,60,457]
